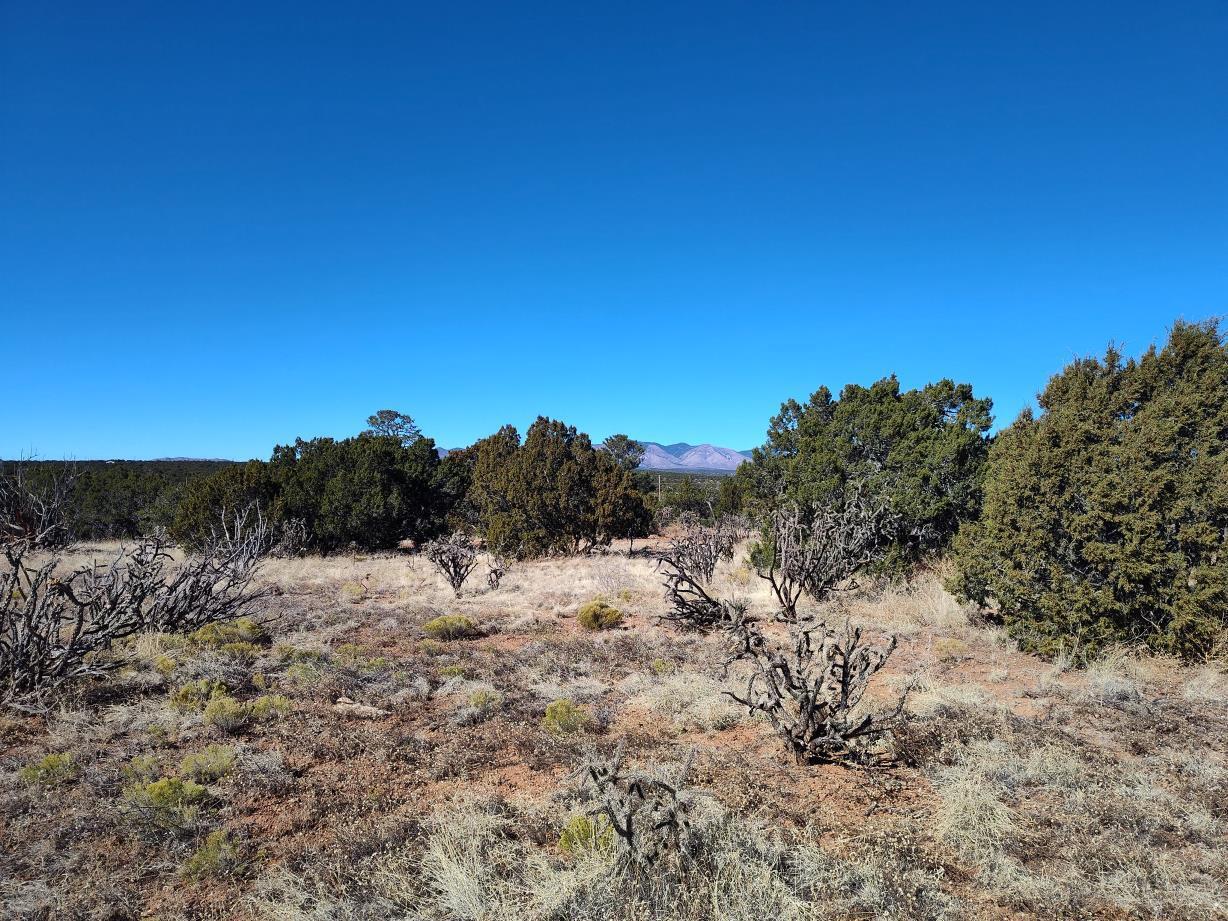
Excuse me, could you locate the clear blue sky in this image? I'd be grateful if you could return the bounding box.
[3,2,1226,459]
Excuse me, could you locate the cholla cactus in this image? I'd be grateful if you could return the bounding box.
[1,518,269,708]
[727,619,901,764]
[669,514,740,584]
[581,742,696,867]
[0,460,77,549]
[657,516,748,633]
[754,490,895,622]
[486,554,508,590]
[423,532,479,597]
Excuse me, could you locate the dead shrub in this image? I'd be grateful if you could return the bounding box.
[425,533,480,597]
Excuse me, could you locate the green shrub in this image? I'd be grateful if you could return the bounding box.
[283,660,324,685]
[468,417,653,559]
[468,688,503,715]
[181,830,241,879]
[170,430,451,553]
[124,776,209,831]
[542,698,591,735]
[576,599,623,631]
[202,693,291,733]
[203,695,249,733]
[179,745,236,783]
[189,618,266,649]
[439,664,467,678]
[247,694,292,721]
[169,679,227,712]
[220,641,260,663]
[423,615,478,641]
[418,639,447,656]
[558,814,613,855]
[276,644,324,663]
[951,320,1228,660]
[123,754,161,786]
[279,646,327,684]
[169,460,279,549]
[18,753,78,786]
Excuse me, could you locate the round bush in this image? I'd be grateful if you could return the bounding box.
[423,615,479,641]
[576,599,624,631]
[542,698,591,735]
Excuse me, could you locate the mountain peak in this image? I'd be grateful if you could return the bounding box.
[637,441,751,473]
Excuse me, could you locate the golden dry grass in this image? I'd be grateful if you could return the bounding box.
[1,546,1226,920]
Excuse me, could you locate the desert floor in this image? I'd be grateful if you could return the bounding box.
[2,543,1226,920]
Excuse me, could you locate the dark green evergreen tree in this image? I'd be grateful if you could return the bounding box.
[468,417,651,557]
[601,434,646,473]
[739,376,993,569]
[951,320,1228,659]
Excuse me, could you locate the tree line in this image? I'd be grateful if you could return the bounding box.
[721,318,1226,661]
[166,412,652,557]
[5,319,1225,660]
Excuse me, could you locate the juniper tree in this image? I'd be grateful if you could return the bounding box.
[951,320,1228,660]
[736,376,992,570]
[468,417,651,558]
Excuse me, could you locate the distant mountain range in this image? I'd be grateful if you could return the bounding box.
[637,442,753,473]
[437,440,755,473]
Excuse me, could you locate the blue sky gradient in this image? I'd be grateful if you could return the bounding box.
[3,2,1226,458]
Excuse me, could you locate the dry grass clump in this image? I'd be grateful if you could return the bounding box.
[922,697,1228,918]
[932,636,969,663]
[844,573,971,635]
[339,580,368,604]
[1082,645,1144,703]
[1180,661,1228,704]
[621,671,743,732]
[335,790,961,921]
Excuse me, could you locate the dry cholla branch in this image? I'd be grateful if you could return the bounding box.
[657,516,747,632]
[424,532,479,597]
[657,492,902,766]
[757,491,894,621]
[0,461,78,550]
[726,619,901,764]
[486,554,508,590]
[582,741,697,867]
[658,554,749,633]
[1,517,270,708]
[271,517,309,557]
[671,514,741,584]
